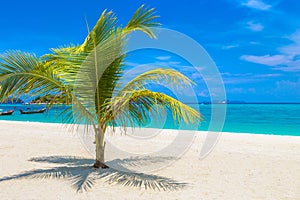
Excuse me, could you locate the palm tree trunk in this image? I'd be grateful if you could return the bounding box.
[93,127,109,169]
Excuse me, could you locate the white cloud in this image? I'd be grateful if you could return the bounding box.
[222,72,282,84]
[240,54,289,66]
[241,0,272,10]
[249,41,260,45]
[222,44,239,50]
[227,87,256,94]
[156,56,171,61]
[253,73,282,78]
[273,60,300,72]
[240,30,300,72]
[289,30,300,44]
[228,87,245,94]
[154,61,181,67]
[198,90,210,97]
[279,45,300,57]
[272,78,300,96]
[246,21,264,32]
[279,30,300,56]
[221,72,252,77]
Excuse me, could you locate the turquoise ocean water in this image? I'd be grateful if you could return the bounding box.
[0,104,299,136]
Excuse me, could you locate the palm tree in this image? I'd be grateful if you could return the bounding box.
[0,5,201,169]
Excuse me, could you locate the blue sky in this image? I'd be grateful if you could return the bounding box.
[0,0,300,102]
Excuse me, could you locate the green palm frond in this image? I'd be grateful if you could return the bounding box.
[102,89,201,129]
[73,33,124,122]
[76,9,118,53]
[42,47,86,85]
[61,95,97,133]
[43,45,84,68]
[118,68,195,93]
[124,4,160,38]
[0,51,70,103]
[0,50,40,75]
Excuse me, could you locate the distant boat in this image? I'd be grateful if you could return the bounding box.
[0,109,14,116]
[19,108,46,114]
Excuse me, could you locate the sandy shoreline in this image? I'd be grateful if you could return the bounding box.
[0,120,299,200]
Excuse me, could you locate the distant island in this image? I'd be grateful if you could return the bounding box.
[0,95,68,105]
[29,95,68,104]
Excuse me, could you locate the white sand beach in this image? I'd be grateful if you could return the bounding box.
[0,120,299,200]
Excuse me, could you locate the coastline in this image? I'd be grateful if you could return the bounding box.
[1,103,300,136]
[1,119,299,137]
[0,120,299,199]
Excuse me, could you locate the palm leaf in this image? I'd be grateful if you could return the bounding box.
[0,51,70,103]
[124,4,160,38]
[103,89,201,129]
[118,68,195,93]
[73,33,124,123]
[76,10,118,53]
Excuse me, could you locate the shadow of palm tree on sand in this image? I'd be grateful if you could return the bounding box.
[0,156,187,192]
